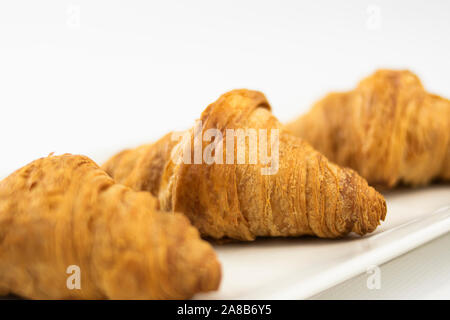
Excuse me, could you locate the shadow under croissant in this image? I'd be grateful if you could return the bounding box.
[205,233,367,246]
[0,294,21,300]
[380,181,450,196]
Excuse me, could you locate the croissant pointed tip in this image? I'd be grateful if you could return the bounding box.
[169,225,222,296]
[351,184,387,236]
[335,167,387,237]
[198,254,222,292]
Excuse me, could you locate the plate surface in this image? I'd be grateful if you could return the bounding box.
[196,185,450,299]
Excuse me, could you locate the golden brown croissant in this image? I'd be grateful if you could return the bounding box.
[103,90,386,240]
[0,154,221,299]
[285,69,450,188]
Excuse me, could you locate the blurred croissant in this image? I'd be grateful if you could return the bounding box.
[0,154,221,299]
[286,70,450,188]
[103,89,386,240]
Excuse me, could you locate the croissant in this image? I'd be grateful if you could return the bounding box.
[285,69,450,188]
[0,154,221,299]
[103,90,386,240]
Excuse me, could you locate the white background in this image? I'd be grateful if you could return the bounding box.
[0,0,449,175]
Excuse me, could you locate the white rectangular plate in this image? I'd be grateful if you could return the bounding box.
[196,185,450,299]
